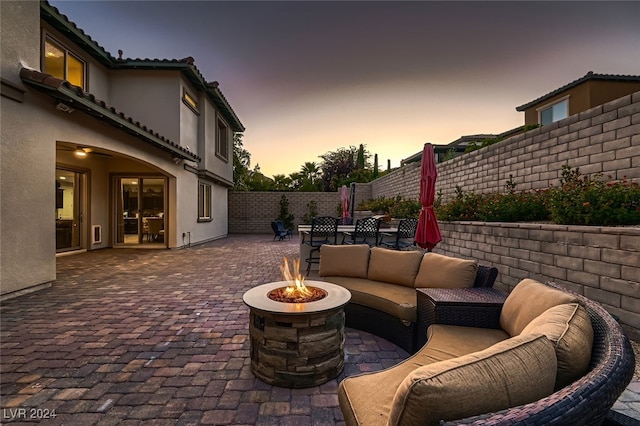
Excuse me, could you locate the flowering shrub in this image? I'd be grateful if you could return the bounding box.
[358,167,639,226]
[547,165,640,226]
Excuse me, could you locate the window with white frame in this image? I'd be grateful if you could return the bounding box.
[216,117,229,161]
[539,98,568,126]
[198,181,212,221]
[43,37,86,89]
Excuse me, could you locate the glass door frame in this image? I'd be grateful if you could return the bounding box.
[55,166,88,253]
[113,174,167,247]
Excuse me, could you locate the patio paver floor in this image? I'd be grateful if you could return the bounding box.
[1,235,407,425]
[1,234,638,425]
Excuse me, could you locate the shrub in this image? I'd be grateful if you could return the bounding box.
[547,165,640,225]
[357,196,421,218]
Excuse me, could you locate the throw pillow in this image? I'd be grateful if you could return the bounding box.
[521,303,593,389]
[319,244,370,278]
[388,334,557,426]
[500,279,577,337]
[367,247,423,287]
[413,253,478,288]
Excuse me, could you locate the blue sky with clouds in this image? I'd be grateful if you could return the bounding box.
[50,1,640,177]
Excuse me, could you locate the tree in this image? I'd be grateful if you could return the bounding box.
[277,195,295,229]
[373,154,379,179]
[297,162,322,191]
[319,146,358,191]
[233,133,251,190]
[356,144,365,169]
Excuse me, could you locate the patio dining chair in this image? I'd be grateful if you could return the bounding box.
[379,217,418,250]
[341,216,381,247]
[302,216,339,275]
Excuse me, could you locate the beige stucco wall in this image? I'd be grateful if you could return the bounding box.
[1,0,54,296]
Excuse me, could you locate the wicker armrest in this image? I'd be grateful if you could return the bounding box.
[416,287,508,348]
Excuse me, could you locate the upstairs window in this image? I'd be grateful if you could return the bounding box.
[216,117,229,161]
[182,89,199,114]
[539,98,568,126]
[43,37,85,90]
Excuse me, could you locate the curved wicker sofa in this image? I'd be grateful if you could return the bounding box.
[439,282,635,426]
[338,280,635,426]
[318,245,498,353]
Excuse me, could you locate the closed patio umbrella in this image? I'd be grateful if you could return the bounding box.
[414,143,442,250]
[340,185,350,225]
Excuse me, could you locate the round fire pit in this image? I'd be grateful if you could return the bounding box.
[243,281,351,388]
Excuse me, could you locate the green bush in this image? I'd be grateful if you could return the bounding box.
[435,166,639,226]
[357,196,421,218]
[547,165,640,225]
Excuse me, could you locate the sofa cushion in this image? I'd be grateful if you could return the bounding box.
[388,334,557,426]
[521,303,594,390]
[323,276,417,323]
[420,324,510,361]
[500,279,577,337]
[413,253,478,289]
[367,247,423,288]
[319,244,370,278]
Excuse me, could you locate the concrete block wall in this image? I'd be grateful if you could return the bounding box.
[228,191,345,234]
[434,222,640,341]
[370,90,640,201]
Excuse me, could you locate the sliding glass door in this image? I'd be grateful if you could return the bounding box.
[115,176,166,245]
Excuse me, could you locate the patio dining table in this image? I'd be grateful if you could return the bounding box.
[297,224,398,272]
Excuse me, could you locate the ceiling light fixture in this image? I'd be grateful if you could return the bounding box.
[74,149,87,158]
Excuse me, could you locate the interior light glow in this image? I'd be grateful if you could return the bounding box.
[74,149,87,158]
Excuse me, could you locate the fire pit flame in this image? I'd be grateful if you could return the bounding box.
[268,258,327,303]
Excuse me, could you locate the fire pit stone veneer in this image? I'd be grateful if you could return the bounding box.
[243,281,351,388]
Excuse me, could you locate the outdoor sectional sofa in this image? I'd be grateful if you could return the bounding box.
[317,246,636,425]
[318,245,498,353]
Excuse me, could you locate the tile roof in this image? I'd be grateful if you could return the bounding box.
[41,0,245,132]
[20,67,201,162]
[516,71,640,111]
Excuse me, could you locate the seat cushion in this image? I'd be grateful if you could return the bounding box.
[413,253,478,289]
[323,276,416,323]
[387,334,557,426]
[419,324,510,361]
[500,279,577,337]
[319,244,370,278]
[367,247,423,288]
[521,303,594,389]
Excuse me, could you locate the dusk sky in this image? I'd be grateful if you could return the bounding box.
[50,1,640,177]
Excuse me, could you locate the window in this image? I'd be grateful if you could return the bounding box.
[43,37,85,89]
[182,89,199,114]
[216,118,229,161]
[198,181,212,221]
[539,98,568,126]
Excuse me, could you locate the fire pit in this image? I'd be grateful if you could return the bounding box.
[243,259,351,388]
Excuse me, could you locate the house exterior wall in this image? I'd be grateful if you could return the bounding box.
[1,2,238,297]
[523,80,640,126]
[1,0,54,296]
[109,70,181,143]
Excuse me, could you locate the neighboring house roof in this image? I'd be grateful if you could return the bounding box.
[20,67,201,162]
[40,0,245,133]
[516,71,640,111]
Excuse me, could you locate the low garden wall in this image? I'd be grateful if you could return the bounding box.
[434,221,640,341]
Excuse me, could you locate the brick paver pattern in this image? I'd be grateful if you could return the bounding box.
[1,235,408,425]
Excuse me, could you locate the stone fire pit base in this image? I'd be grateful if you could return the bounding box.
[248,306,345,388]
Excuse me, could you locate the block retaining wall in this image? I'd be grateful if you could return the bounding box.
[434,221,640,341]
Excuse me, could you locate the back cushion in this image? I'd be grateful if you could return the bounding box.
[413,253,478,289]
[521,303,593,390]
[388,334,557,426]
[368,247,423,287]
[500,279,577,337]
[319,244,370,278]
